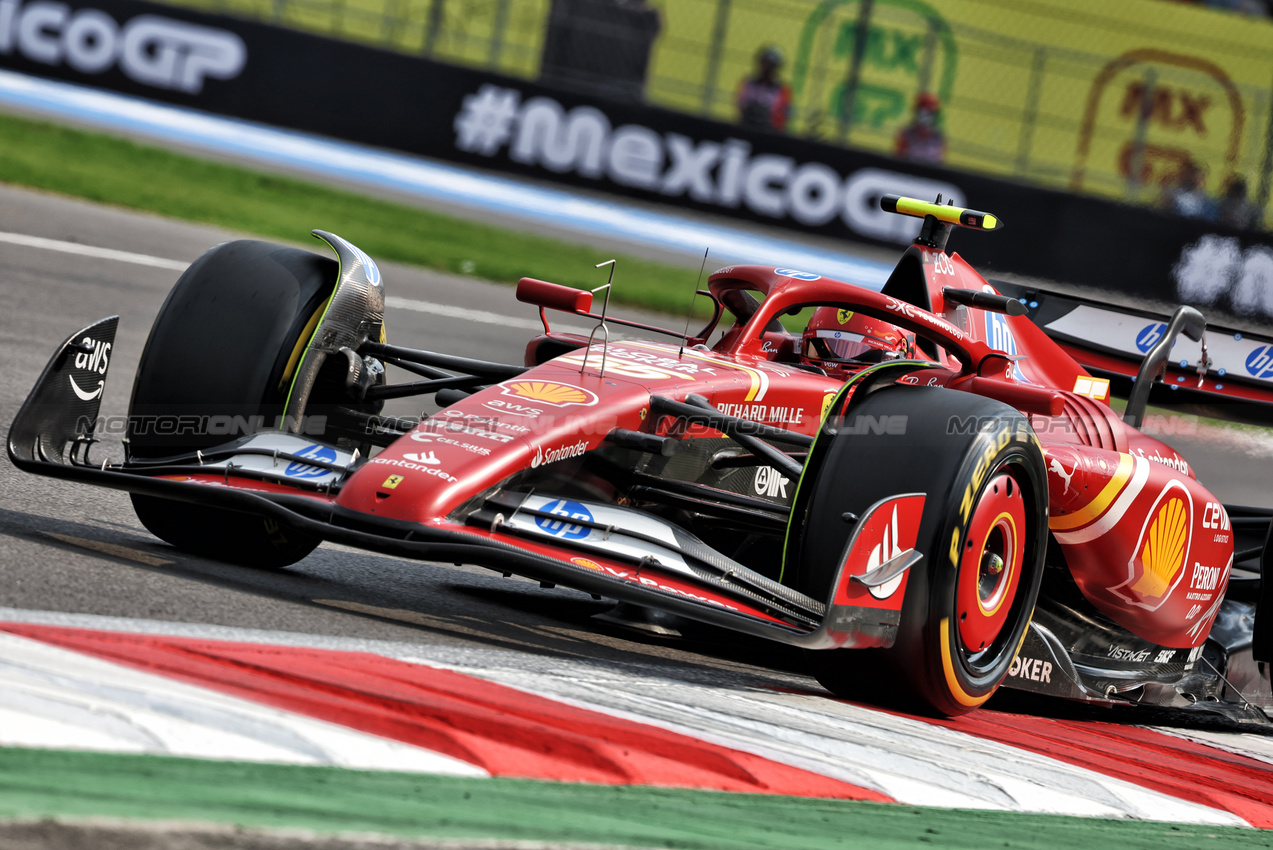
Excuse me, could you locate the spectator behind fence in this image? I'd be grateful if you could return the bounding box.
[1203,0,1270,16]
[540,0,662,102]
[1160,0,1270,16]
[1217,175,1264,230]
[737,47,792,132]
[894,93,946,164]
[1160,159,1217,221]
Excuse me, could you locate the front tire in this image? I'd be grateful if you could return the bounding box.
[127,241,336,568]
[793,385,1047,716]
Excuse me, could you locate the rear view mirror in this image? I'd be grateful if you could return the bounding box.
[516,278,594,314]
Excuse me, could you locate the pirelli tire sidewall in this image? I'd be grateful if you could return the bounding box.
[899,393,1048,714]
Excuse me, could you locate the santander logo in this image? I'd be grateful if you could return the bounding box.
[530,440,588,468]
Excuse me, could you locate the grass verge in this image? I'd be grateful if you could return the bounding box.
[0,748,1265,850]
[0,112,707,315]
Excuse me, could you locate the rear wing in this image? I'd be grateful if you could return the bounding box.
[994,281,1273,427]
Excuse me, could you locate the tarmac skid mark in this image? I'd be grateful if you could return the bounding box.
[0,622,886,801]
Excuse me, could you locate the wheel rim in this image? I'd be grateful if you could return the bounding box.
[956,470,1027,662]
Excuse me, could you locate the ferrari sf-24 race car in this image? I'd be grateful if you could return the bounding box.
[9,196,1272,721]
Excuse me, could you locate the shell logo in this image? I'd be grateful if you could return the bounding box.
[1130,497,1188,599]
[571,557,604,571]
[1112,483,1193,610]
[499,380,598,408]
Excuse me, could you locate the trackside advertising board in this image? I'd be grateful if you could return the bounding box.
[0,0,1270,320]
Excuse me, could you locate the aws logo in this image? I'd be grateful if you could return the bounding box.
[1110,482,1193,610]
[499,380,598,408]
[68,335,110,401]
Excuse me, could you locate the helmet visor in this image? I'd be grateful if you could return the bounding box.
[810,330,887,361]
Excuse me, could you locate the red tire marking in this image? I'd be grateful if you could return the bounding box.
[2,623,888,801]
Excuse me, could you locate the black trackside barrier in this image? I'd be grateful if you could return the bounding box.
[3,0,1271,320]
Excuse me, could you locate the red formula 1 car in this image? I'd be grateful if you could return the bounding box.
[9,196,1272,721]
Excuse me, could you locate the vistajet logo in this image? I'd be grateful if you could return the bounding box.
[0,1,246,93]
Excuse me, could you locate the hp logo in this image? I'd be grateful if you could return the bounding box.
[1135,323,1168,353]
[284,444,337,478]
[534,500,593,540]
[1245,345,1273,379]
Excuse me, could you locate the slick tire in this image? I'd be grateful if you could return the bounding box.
[792,386,1047,716]
[127,241,337,569]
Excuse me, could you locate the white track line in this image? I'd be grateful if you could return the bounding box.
[386,295,589,333]
[0,230,189,271]
[0,233,575,332]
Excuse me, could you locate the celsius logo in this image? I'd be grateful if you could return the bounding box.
[0,2,247,93]
[284,444,337,478]
[1245,345,1273,379]
[68,335,110,401]
[534,499,593,540]
[1135,323,1168,353]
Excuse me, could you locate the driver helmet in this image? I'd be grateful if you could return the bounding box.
[802,307,912,377]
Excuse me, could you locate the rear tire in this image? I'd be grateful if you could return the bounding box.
[127,241,337,568]
[793,386,1047,716]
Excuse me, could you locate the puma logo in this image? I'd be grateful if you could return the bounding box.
[1048,458,1075,494]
